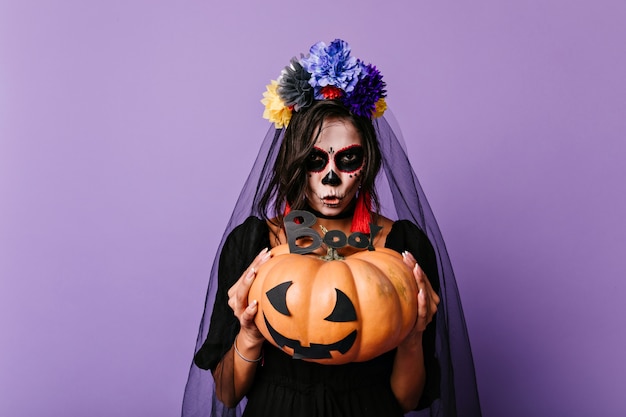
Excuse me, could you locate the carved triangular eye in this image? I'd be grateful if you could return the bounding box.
[266,281,293,316]
[324,289,357,322]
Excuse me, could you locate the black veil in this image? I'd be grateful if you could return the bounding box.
[181,110,482,417]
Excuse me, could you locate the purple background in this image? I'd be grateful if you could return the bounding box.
[2,1,625,416]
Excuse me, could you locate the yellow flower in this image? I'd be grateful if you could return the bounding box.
[372,97,387,119]
[261,80,292,128]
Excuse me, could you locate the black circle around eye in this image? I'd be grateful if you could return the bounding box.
[306,149,329,173]
[335,146,364,173]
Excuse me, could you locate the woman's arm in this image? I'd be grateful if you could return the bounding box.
[212,249,272,407]
[390,252,440,412]
[390,330,426,411]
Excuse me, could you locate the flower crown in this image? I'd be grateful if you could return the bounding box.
[262,39,387,128]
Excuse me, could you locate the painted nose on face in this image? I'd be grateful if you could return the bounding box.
[322,169,342,186]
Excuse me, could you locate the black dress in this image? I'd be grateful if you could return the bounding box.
[194,216,440,417]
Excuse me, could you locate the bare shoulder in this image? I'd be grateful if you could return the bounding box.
[372,214,394,249]
[266,217,286,248]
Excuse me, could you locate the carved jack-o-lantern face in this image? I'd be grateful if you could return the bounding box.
[248,244,418,365]
[264,281,358,360]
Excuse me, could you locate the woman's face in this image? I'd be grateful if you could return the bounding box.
[304,118,365,216]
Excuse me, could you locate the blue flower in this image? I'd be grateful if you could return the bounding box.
[301,39,362,97]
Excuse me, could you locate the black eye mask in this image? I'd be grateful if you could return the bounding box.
[305,145,365,173]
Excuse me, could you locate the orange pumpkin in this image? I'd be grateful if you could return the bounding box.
[248,244,418,364]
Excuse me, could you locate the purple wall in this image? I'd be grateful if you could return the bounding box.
[2,1,625,416]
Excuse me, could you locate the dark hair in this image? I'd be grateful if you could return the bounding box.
[259,100,382,224]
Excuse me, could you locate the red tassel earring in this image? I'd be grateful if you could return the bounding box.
[351,189,371,234]
[283,201,291,218]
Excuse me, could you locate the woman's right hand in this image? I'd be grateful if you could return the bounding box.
[213,248,273,407]
[227,248,272,346]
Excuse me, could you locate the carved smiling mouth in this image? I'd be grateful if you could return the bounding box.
[264,314,357,359]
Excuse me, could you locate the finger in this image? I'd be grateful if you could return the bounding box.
[229,248,272,299]
[240,299,259,326]
[431,290,439,310]
[421,287,437,326]
[236,266,258,302]
[410,261,439,311]
[228,267,251,301]
[413,262,428,287]
[418,276,438,316]
[401,251,416,269]
[404,250,416,264]
[430,300,438,317]
[250,247,272,271]
[228,281,238,299]
[416,288,428,331]
[431,290,440,306]
[419,274,439,307]
[419,281,431,313]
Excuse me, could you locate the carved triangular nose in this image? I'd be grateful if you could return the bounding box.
[322,169,341,186]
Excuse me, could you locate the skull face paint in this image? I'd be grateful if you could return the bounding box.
[305,119,365,216]
[306,145,365,174]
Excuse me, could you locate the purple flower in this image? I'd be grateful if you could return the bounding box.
[342,63,387,118]
[277,57,313,111]
[301,39,362,97]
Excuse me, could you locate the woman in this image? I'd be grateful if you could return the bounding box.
[183,40,481,417]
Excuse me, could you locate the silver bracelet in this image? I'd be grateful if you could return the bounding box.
[233,336,263,363]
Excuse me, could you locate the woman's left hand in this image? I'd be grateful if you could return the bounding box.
[402,251,440,336]
[390,251,440,411]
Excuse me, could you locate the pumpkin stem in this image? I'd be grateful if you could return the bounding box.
[319,225,344,261]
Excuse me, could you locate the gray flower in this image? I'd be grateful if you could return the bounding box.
[277,56,313,111]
